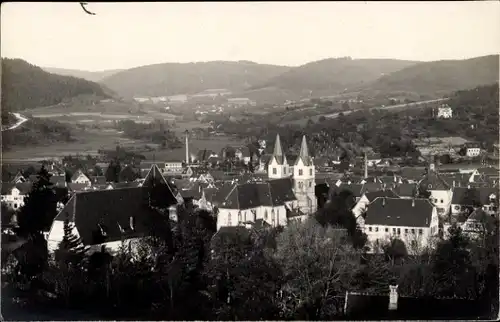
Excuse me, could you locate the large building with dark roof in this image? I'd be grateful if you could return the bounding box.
[215,178,298,230]
[360,197,439,254]
[47,165,180,253]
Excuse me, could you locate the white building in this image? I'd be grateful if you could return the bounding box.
[165,160,183,173]
[417,163,453,218]
[437,104,453,119]
[71,169,92,186]
[361,197,439,254]
[267,134,317,215]
[464,142,481,157]
[450,186,498,216]
[1,183,32,211]
[352,188,400,218]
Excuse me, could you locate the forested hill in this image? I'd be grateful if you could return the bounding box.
[251,57,418,95]
[360,55,499,98]
[99,60,291,98]
[1,58,110,112]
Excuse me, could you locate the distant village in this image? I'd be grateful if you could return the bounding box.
[2,126,498,257]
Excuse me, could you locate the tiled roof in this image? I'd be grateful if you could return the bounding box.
[418,171,450,191]
[399,167,426,180]
[393,183,417,198]
[440,173,471,187]
[71,169,88,182]
[451,187,498,205]
[141,165,179,207]
[54,187,162,246]
[361,182,384,194]
[268,178,297,203]
[90,176,107,185]
[1,183,15,195]
[68,183,89,192]
[476,167,499,176]
[220,180,297,210]
[364,197,433,227]
[110,182,141,189]
[364,189,399,202]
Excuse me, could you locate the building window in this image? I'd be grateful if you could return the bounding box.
[14,204,18,209]
[397,228,401,235]
[228,213,232,226]
[454,205,460,210]
[284,168,286,174]
[392,228,396,233]
[308,181,312,188]
[419,229,423,235]
[299,169,303,176]
[369,227,372,232]
[375,227,379,232]
[273,168,277,175]
[404,228,408,234]
[385,228,389,232]
[440,199,444,203]
[309,169,313,176]
[238,212,242,223]
[299,182,303,189]
[264,210,268,220]
[411,229,415,234]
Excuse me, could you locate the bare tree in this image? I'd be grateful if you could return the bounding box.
[274,218,360,319]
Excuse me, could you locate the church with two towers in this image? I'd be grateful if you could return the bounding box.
[267,134,317,215]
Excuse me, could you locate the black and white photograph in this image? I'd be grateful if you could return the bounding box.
[1,1,499,320]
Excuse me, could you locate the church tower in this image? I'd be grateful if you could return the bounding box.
[293,135,317,214]
[268,134,291,179]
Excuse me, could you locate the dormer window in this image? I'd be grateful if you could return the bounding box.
[299,169,303,176]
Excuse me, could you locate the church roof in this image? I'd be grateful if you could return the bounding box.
[271,134,286,165]
[294,135,313,166]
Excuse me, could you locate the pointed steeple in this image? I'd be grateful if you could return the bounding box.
[295,135,312,166]
[272,134,285,165]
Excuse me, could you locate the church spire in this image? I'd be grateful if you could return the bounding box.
[273,134,284,157]
[272,134,285,165]
[295,135,312,166]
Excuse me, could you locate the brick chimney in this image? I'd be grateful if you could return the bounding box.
[389,285,398,310]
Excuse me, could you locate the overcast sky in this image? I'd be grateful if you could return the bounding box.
[2,2,499,71]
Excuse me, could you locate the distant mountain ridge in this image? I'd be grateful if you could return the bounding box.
[359,54,499,97]
[252,57,420,94]
[99,60,291,98]
[43,67,123,83]
[1,58,110,112]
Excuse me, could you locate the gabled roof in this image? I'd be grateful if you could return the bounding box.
[1,183,15,195]
[400,167,426,180]
[141,164,179,206]
[50,175,67,186]
[418,171,450,191]
[71,169,89,182]
[54,187,161,246]
[365,197,434,227]
[364,189,399,202]
[476,167,499,176]
[440,173,471,187]
[393,183,417,198]
[294,135,313,166]
[451,187,498,205]
[220,181,297,210]
[361,182,384,195]
[68,183,89,192]
[90,176,107,185]
[268,178,297,203]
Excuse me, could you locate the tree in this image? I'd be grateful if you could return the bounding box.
[17,166,58,237]
[382,238,408,265]
[54,215,89,266]
[274,219,360,319]
[431,225,477,299]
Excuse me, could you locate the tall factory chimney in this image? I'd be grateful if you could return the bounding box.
[184,130,189,165]
[364,152,368,179]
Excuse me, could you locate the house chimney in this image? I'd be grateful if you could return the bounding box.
[453,180,455,187]
[382,197,386,206]
[389,285,398,311]
[412,198,415,207]
[185,130,190,165]
[429,155,436,172]
[364,152,368,179]
[383,183,386,191]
